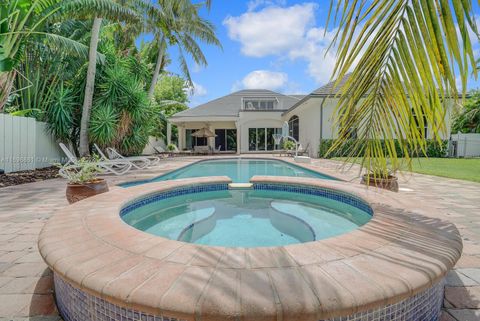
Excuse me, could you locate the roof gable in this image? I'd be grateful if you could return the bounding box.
[171,89,304,118]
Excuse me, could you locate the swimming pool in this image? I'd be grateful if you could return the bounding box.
[121,187,372,247]
[121,158,335,187]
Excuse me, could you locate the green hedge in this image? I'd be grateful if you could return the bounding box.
[318,139,448,158]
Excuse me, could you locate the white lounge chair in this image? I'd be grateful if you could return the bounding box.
[106,147,161,168]
[59,143,132,176]
[93,144,149,170]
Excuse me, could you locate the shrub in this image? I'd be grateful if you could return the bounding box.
[318,139,448,158]
[283,140,296,150]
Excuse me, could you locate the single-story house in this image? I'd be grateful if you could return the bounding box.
[168,75,455,157]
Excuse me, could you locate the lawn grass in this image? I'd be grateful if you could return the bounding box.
[334,158,480,183]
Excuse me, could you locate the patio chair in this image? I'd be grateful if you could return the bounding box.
[94,144,149,170]
[105,147,161,169]
[59,143,132,176]
[297,143,310,156]
[194,145,210,154]
[214,145,222,153]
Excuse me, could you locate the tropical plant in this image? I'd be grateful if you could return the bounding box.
[167,143,177,151]
[0,0,124,111]
[326,0,479,177]
[283,140,296,151]
[73,39,156,155]
[78,1,144,156]
[453,90,480,133]
[56,157,102,184]
[44,83,77,143]
[146,0,221,98]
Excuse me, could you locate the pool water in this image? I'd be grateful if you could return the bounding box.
[120,158,335,187]
[122,189,371,247]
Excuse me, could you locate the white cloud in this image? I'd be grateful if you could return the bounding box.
[223,3,317,57]
[190,82,207,97]
[233,70,288,91]
[247,0,286,11]
[224,3,371,85]
[288,27,338,84]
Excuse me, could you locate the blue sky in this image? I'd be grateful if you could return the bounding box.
[157,1,480,107]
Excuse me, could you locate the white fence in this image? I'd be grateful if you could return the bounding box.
[0,114,64,173]
[450,132,480,158]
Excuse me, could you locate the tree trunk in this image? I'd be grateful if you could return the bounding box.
[0,71,16,111]
[148,37,166,99]
[79,17,102,157]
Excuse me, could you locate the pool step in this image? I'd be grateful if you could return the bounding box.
[228,183,253,190]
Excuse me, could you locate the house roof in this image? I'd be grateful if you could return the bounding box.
[283,74,352,115]
[311,73,352,96]
[170,89,304,119]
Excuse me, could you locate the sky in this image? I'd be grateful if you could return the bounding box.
[150,0,480,107]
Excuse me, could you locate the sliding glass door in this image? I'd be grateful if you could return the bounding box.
[249,128,281,151]
[215,129,237,151]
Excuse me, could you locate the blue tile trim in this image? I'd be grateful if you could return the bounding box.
[119,182,373,219]
[253,183,374,216]
[54,272,444,321]
[119,183,229,217]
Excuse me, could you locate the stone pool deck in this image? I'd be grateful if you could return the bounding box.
[0,155,478,320]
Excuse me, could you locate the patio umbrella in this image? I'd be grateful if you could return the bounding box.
[192,128,217,137]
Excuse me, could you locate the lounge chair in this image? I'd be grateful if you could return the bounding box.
[93,144,149,170]
[59,143,132,176]
[297,143,310,156]
[106,147,161,168]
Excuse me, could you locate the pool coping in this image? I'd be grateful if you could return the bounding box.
[38,176,462,320]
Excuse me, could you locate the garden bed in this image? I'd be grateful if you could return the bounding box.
[0,167,58,188]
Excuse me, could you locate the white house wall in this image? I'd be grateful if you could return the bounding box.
[283,97,455,157]
[238,111,284,153]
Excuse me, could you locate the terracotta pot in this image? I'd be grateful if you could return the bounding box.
[361,174,399,192]
[66,179,109,204]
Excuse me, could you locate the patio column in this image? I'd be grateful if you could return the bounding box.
[166,122,172,145]
[235,121,241,154]
[208,124,215,149]
[177,126,184,150]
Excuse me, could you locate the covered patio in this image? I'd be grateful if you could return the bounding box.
[167,119,240,154]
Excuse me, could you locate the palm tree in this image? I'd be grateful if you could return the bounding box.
[326,1,479,176]
[78,2,143,156]
[0,0,137,112]
[146,0,221,98]
[0,0,77,110]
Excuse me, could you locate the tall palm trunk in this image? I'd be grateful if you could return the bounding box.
[148,37,166,99]
[0,71,16,111]
[79,17,102,157]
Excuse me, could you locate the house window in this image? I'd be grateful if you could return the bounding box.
[249,128,281,151]
[288,115,299,141]
[215,129,237,151]
[243,99,276,110]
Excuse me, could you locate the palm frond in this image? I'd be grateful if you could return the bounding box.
[327,0,478,176]
[43,33,105,64]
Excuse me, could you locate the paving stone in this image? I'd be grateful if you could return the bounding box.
[447,270,480,287]
[458,268,480,284]
[440,311,458,321]
[2,263,49,278]
[448,309,480,321]
[445,286,480,309]
[0,157,479,319]
[457,255,480,269]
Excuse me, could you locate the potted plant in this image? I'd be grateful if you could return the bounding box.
[56,158,109,204]
[283,140,296,156]
[167,143,177,157]
[360,160,399,192]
